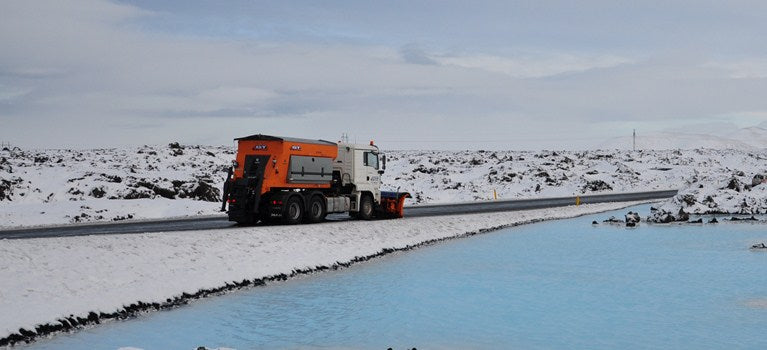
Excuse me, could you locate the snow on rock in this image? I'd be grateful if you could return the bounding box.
[0,144,233,227]
[648,170,767,222]
[624,211,641,227]
[2,145,767,228]
[383,148,766,205]
[0,202,643,343]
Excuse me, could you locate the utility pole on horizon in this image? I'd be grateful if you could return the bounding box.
[633,129,636,151]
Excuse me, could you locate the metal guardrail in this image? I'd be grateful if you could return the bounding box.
[404,190,678,217]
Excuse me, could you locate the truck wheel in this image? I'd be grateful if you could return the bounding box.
[357,194,374,220]
[282,196,304,225]
[305,195,326,223]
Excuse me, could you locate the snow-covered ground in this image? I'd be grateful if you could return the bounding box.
[0,201,645,344]
[648,171,767,222]
[382,148,766,204]
[2,145,767,228]
[0,144,232,228]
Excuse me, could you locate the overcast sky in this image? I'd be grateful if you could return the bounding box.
[1,0,766,150]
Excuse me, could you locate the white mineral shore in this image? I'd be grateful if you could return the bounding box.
[0,201,643,338]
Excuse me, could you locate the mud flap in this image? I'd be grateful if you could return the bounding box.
[227,155,270,223]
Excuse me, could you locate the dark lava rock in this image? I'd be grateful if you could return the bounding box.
[413,165,439,174]
[625,211,641,226]
[89,187,106,198]
[751,243,767,249]
[469,158,484,166]
[101,174,122,183]
[753,174,767,186]
[603,216,624,224]
[724,177,743,192]
[0,177,23,201]
[112,214,134,221]
[191,181,221,202]
[655,212,676,223]
[137,181,177,199]
[583,180,613,192]
[730,216,759,222]
[124,189,152,199]
[67,188,84,196]
[677,208,690,222]
[688,218,703,224]
[501,173,517,182]
[708,217,719,224]
[592,220,599,225]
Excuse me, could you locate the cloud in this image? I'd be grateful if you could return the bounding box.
[435,52,632,78]
[1,0,767,150]
[400,44,439,65]
[0,85,32,102]
[704,60,767,79]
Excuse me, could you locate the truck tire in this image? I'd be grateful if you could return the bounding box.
[305,195,327,223]
[357,194,374,220]
[282,195,304,225]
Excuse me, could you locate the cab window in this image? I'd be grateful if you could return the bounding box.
[363,152,379,169]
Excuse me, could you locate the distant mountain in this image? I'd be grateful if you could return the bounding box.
[725,126,767,148]
[597,125,766,150]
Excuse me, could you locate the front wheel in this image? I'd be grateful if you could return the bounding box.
[356,194,374,220]
[281,196,304,225]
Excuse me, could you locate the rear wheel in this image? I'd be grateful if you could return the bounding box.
[357,194,374,220]
[305,195,327,223]
[281,196,304,225]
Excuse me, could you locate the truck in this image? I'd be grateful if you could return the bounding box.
[221,134,410,225]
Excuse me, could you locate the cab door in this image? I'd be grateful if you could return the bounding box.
[362,151,381,199]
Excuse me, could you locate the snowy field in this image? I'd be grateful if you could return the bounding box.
[648,170,767,222]
[1,143,766,344]
[0,201,644,344]
[2,144,767,228]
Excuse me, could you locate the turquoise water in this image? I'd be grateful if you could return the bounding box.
[24,205,767,349]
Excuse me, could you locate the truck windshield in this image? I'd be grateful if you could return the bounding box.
[364,152,379,170]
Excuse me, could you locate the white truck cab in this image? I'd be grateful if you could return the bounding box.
[334,142,384,211]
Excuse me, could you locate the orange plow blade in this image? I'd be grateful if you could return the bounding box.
[379,191,411,219]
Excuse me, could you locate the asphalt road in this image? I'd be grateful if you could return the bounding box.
[0,190,677,240]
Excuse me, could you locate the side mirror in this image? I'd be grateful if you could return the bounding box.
[381,154,386,170]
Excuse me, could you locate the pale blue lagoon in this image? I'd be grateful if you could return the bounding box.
[24,205,767,349]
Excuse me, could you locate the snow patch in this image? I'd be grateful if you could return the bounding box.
[0,202,643,343]
[2,146,766,228]
[649,171,767,222]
